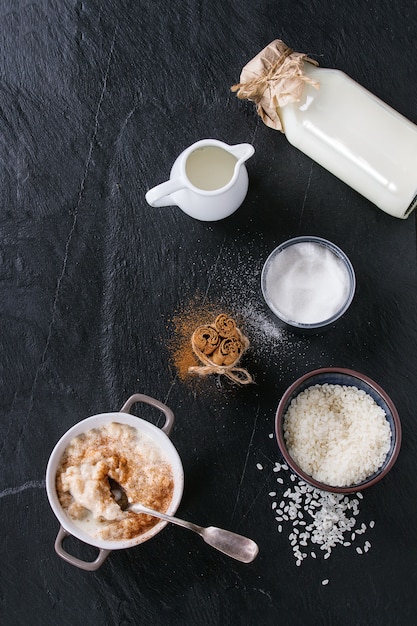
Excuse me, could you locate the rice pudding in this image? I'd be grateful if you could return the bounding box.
[56,422,174,541]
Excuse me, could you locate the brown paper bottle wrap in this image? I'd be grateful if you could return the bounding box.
[231,39,319,132]
[189,314,253,385]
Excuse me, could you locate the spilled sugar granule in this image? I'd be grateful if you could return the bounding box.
[266,455,375,566]
[168,295,306,394]
[234,301,301,363]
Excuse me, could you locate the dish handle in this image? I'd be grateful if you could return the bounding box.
[55,527,111,571]
[119,393,175,436]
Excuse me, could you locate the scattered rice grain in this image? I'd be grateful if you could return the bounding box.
[264,438,375,568]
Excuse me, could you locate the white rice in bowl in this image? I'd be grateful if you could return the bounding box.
[283,383,392,487]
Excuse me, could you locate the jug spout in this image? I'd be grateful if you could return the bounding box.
[228,143,255,163]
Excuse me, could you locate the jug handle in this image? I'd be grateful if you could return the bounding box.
[145,178,185,208]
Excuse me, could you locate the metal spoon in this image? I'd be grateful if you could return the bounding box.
[109,479,259,563]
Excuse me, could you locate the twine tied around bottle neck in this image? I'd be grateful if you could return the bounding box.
[231,39,319,132]
[188,314,253,385]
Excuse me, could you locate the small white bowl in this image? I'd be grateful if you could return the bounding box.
[261,236,356,332]
[46,394,184,570]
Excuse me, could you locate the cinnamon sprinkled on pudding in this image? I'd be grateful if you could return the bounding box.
[56,422,174,541]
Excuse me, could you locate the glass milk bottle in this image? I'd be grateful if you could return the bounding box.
[233,40,417,218]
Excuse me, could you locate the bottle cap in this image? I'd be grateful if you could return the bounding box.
[231,39,319,132]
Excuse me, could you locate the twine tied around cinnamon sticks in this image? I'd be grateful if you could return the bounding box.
[189,314,253,385]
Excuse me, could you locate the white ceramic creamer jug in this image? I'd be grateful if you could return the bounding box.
[145,139,255,221]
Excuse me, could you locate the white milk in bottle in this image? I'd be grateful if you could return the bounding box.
[233,40,417,218]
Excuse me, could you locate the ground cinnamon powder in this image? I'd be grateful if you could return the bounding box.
[169,298,249,382]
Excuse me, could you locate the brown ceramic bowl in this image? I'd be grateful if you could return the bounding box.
[275,368,402,493]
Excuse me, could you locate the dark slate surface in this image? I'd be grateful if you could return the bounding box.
[1,1,417,624]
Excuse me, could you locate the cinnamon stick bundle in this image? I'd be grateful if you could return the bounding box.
[189,314,253,385]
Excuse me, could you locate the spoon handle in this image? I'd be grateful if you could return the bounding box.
[129,504,259,563]
[130,504,201,533]
[200,526,259,563]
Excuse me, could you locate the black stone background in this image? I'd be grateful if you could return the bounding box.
[1,1,417,625]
